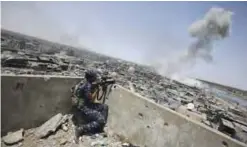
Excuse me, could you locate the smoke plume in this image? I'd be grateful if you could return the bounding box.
[154,7,233,78]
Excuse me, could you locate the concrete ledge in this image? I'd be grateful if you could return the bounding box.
[1,75,246,147]
[1,74,83,79]
[107,85,247,147]
[1,75,82,136]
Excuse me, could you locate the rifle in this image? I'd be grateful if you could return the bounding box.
[71,76,116,104]
[92,76,116,104]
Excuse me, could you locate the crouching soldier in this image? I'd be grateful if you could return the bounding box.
[71,70,109,143]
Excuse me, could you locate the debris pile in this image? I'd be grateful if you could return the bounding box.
[2,129,24,146]
[1,114,139,147]
[1,29,247,144]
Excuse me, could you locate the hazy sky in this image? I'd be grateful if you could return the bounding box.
[1,1,247,90]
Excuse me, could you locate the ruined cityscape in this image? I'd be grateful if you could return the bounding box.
[1,28,247,147]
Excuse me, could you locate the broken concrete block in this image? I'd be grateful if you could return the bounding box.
[122,142,130,147]
[128,81,135,93]
[110,141,122,147]
[91,138,108,146]
[59,138,68,145]
[61,123,68,132]
[2,128,24,145]
[61,114,69,124]
[35,113,68,138]
[122,142,140,147]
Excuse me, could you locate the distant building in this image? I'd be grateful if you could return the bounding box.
[25,42,37,51]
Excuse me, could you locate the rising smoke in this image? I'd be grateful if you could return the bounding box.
[154,7,233,79]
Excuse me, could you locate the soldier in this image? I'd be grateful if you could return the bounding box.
[71,69,109,143]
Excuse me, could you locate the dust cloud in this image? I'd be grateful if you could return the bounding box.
[151,7,233,80]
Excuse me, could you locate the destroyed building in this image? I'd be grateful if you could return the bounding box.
[1,29,247,146]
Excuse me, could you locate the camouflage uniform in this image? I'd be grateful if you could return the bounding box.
[74,81,109,136]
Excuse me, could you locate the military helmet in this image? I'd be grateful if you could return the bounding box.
[85,69,98,82]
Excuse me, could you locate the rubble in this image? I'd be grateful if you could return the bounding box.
[90,139,108,146]
[59,138,67,145]
[1,113,138,147]
[128,81,136,93]
[2,29,247,144]
[35,113,68,138]
[218,118,236,137]
[2,129,24,145]
[61,123,69,132]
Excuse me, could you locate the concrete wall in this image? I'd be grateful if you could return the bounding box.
[1,75,82,135]
[106,85,247,147]
[1,75,246,147]
[1,75,113,136]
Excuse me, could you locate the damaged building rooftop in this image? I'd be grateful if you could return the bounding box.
[1,1,247,147]
[1,75,247,147]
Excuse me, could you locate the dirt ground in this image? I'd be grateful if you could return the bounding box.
[1,115,134,147]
